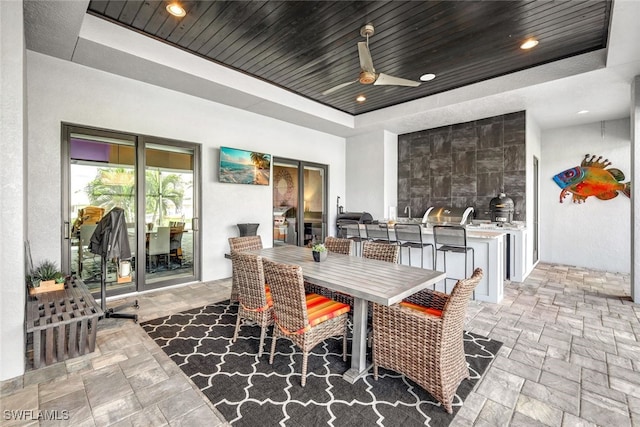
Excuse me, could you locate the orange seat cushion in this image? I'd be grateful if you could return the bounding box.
[306,293,350,325]
[240,284,272,313]
[400,301,443,318]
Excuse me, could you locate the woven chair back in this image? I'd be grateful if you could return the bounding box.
[324,236,352,255]
[441,268,483,332]
[228,235,263,253]
[362,241,399,263]
[263,259,309,333]
[231,252,268,310]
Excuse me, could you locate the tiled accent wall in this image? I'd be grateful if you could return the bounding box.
[398,111,526,221]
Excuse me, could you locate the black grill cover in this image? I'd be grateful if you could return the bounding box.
[336,212,373,224]
[89,207,131,260]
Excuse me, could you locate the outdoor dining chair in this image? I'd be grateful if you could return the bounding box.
[228,235,263,302]
[263,258,350,387]
[230,251,274,357]
[372,268,483,413]
[323,236,352,255]
[305,236,352,300]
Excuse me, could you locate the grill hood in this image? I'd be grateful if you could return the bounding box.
[422,206,474,226]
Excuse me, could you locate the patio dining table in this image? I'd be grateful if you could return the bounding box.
[247,245,445,383]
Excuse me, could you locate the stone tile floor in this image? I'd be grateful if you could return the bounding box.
[1,263,635,426]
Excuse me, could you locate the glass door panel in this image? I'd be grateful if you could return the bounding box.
[303,165,326,245]
[273,161,300,246]
[273,159,328,247]
[144,144,195,285]
[66,131,137,295]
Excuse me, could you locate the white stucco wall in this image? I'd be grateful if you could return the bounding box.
[1,0,26,382]
[540,119,631,273]
[26,50,346,284]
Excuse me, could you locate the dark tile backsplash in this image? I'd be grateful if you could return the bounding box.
[397,111,526,221]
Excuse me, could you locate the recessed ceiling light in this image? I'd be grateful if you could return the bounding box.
[578,110,589,114]
[356,95,366,103]
[420,73,436,82]
[166,2,186,17]
[520,38,539,50]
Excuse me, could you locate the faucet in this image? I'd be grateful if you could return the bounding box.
[404,205,411,219]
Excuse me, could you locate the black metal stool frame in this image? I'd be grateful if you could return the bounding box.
[393,223,434,269]
[433,225,475,295]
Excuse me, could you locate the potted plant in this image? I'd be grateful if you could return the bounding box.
[311,243,328,262]
[28,260,66,295]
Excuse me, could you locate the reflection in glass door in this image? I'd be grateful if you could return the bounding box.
[303,165,326,246]
[272,159,327,247]
[62,125,201,298]
[144,143,197,285]
[63,128,138,295]
[273,161,299,246]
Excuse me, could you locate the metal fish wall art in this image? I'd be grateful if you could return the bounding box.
[553,154,631,203]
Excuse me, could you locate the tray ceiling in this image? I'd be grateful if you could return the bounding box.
[87,0,611,116]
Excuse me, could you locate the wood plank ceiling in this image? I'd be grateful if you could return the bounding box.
[87,1,611,115]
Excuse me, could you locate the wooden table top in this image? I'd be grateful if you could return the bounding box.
[248,245,445,306]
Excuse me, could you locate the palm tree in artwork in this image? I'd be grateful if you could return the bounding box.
[250,152,270,183]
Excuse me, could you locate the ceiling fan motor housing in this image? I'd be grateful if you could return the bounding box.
[359,70,376,84]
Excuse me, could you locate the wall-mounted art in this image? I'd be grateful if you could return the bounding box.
[219,146,271,185]
[553,154,631,203]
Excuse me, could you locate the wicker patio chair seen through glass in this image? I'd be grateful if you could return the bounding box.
[230,251,273,357]
[372,268,483,413]
[263,258,350,387]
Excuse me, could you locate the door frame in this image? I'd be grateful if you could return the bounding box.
[272,157,329,246]
[61,123,202,297]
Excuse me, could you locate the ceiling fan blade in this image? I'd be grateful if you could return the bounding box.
[322,80,358,96]
[374,73,421,87]
[357,42,375,73]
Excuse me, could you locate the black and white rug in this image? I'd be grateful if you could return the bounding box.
[141,300,501,426]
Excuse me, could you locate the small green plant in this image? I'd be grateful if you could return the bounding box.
[312,243,327,253]
[29,260,65,288]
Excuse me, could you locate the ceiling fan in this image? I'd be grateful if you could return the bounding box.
[322,24,422,96]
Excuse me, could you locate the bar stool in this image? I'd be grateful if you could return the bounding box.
[393,223,434,269]
[365,223,393,244]
[433,225,475,294]
[338,220,367,256]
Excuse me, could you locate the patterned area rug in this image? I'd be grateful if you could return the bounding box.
[141,300,501,426]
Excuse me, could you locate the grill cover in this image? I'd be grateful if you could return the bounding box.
[423,206,474,225]
[336,212,373,224]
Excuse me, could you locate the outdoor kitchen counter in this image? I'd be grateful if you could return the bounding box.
[378,223,506,303]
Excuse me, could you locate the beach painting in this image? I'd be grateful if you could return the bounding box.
[219,146,271,185]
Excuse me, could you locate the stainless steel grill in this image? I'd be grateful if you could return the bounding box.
[422,206,474,226]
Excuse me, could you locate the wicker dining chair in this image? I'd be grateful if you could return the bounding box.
[324,236,353,255]
[362,241,400,263]
[228,236,263,302]
[372,268,483,413]
[230,251,273,357]
[304,236,352,299]
[263,258,350,387]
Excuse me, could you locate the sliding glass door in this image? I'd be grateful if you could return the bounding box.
[144,141,198,288]
[62,124,200,298]
[272,158,327,247]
